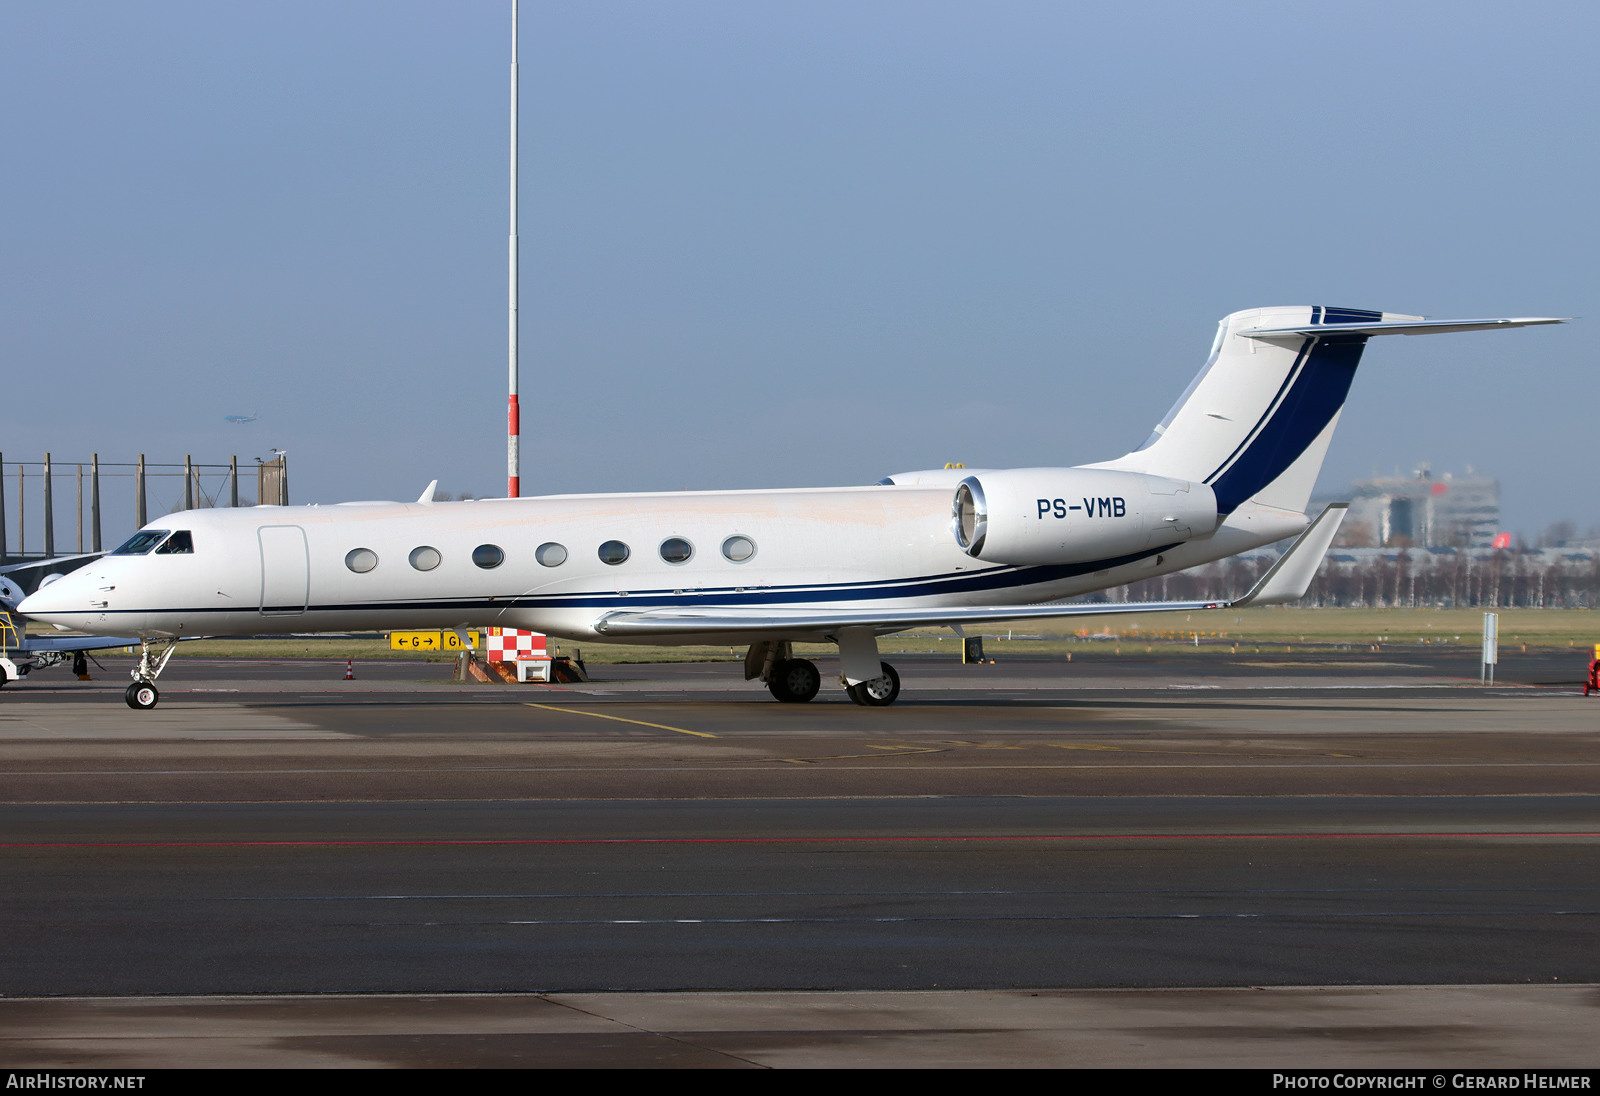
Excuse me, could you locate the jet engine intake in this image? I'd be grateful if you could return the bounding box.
[952,468,1217,566]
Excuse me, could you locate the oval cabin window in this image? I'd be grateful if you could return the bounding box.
[721,535,756,562]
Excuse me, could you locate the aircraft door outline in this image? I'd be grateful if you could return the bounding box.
[259,525,309,615]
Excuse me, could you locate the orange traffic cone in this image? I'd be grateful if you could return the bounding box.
[344,660,354,681]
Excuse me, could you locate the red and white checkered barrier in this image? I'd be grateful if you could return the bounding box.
[483,628,552,681]
[484,627,549,661]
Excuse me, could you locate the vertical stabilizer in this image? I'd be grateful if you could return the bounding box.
[1101,306,1407,514]
[1099,307,1562,516]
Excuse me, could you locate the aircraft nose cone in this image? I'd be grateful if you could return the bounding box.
[18,576,86,621]
[17,589,59,617]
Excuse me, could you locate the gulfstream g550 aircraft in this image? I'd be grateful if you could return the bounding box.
[20,306,1561,709]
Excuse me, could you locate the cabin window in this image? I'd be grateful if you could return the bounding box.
[721,535,756,562]
[535,542,567,567]
[659,537,693,564]
[597,540,630,565]
[112,530,169,555]
[472,544,504,569]
[345,548,378,573]
[153,530,194,555]
[409,546,442,571]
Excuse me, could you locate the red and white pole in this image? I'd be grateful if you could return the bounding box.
[508,394,519,498]
[507,1,521,498]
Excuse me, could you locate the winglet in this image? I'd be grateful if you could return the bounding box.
[1231,503,1348,608]
[417,480,438,505]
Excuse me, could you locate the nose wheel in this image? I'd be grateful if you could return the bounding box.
[125,682,160,710]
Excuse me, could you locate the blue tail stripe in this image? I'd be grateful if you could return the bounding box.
[1203,339,1313,490]
[1207,335,1368,513]
[1320,307,1383,325]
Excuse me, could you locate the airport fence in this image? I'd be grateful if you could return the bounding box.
[1107,546,1600,609]
[0,452,287,564]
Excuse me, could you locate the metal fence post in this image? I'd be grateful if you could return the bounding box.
[42,452,54,558]
[90,454,101,552]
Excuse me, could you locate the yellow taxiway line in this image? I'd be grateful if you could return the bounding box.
[524,703,716,738]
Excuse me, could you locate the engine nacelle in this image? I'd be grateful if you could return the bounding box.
[952,468,1217,566]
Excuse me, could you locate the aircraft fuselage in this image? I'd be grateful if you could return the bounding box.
[20,484,1302,645]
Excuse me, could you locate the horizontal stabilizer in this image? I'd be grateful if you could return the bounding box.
[1239,317,1566,340]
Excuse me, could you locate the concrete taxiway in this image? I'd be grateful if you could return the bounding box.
[1,650,1595,1067]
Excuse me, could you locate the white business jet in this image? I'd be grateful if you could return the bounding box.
[20,306,1561,709]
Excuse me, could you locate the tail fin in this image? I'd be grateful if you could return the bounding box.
[1102,306,1563,516]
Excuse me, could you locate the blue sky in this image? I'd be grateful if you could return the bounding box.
[2,1,1593,542]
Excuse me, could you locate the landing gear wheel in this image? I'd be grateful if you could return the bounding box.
[768,658,821,703]
[125,682,159,710]
[846,662,900,707]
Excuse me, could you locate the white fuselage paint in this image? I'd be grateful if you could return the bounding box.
[21,483,1306,646]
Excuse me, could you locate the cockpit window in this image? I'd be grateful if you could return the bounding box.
[112,530,170,555]
[154,530,194,555]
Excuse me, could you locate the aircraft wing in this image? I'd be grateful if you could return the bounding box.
[0,552,103,579]
[594,504,1348,638]
[5,633,136,654]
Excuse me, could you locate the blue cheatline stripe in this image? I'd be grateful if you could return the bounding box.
[57,544,1182,621]
[1205,334,1369,514]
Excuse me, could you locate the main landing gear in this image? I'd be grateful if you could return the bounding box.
[767,657,822,703]
[125,639,177,710]
[746,631,903,706]
[846,662,900,707]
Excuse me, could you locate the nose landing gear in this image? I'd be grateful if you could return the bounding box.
[125,639,176,710]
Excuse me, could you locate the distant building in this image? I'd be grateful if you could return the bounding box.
[1327,467,1501,549]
